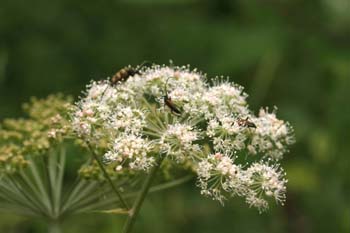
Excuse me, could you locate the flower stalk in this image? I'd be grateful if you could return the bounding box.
[122,155,165,233]
[86,142,129,210]
[48,221,61,233]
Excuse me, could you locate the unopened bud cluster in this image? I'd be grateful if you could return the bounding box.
[0,94,73,174]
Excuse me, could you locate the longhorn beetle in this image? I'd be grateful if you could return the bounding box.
[163,77,182,115]
[236,117,256,128]
[99,61,151,100]
[110,60,151,86]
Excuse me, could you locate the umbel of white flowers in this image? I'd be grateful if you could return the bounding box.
[72,64,295,212]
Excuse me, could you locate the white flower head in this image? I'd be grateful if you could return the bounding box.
[72,63,295,212]
[103,134,154,171]
[159,123,202,162]
[203,81,249,118]
[196,153,246,203]
[249,108,295,160]
[244,162,287,212]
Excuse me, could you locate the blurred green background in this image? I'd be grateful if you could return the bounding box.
[1,0,350,232]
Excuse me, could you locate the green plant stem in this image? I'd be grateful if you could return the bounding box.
[122,155,164,233]
[86,142,129,210]
[48,221,61,233]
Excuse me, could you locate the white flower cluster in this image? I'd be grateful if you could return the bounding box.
[206,108,294,160]
[250,108,295,159]
[72,63,295,212]
[103,134,154,171]
[203,82,249,118]
[207,115,248,154]
[197,153,287,212]
[244,162,287,211]
[197,153,244,202]
[159,123,202,162]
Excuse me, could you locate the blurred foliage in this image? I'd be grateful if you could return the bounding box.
[0,0,349,232]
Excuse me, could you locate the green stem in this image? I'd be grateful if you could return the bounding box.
[48,221,61,233]
[86,142,129,210]
[122,155,164,233]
